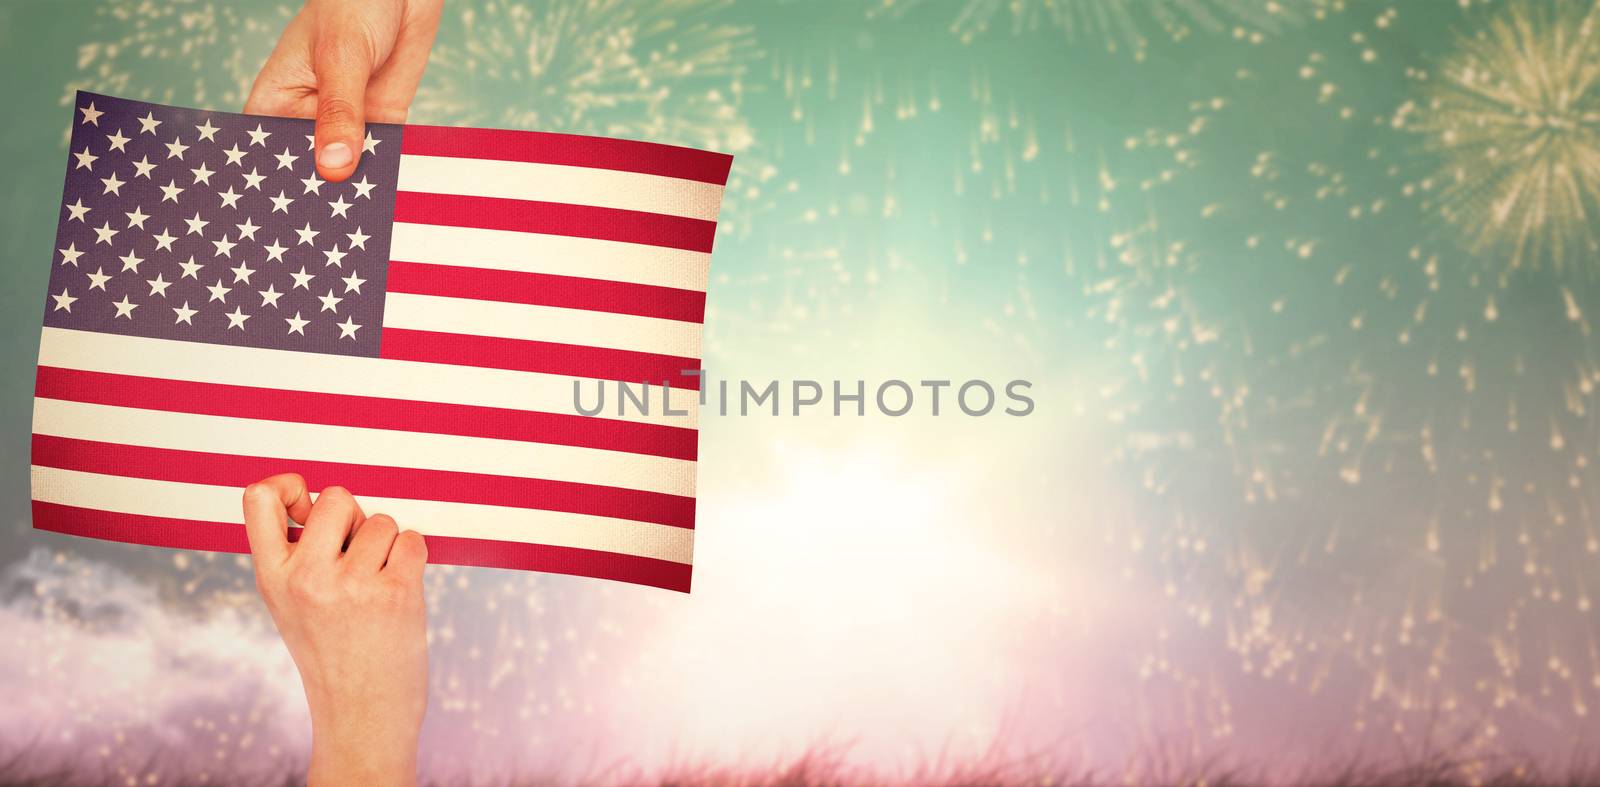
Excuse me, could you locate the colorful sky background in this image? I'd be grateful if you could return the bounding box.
[1,0,1598,783]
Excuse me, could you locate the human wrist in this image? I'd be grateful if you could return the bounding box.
[308,715,420,787]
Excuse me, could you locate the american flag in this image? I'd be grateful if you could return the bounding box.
[31,92,728,592]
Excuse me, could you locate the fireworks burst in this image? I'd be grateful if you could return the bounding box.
[415,0,756,153]
[67,0,290,110]
[1402,0,1600,271]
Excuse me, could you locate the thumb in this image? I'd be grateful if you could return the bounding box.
[312,21,373,182]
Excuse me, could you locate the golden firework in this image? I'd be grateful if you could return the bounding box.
[1409,0,1600,270]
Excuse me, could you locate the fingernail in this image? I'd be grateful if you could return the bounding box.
[319,142,353,169]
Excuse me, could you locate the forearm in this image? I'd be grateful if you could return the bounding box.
[308,708,421,786]
[244,477,430,787]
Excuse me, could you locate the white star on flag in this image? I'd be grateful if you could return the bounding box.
[172,301,197,324]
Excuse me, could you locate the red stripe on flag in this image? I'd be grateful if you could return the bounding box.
[36,366,697,461]
[32,435,697,529]
[401,124,733,186]
[32,501,691,592]
[393,191,718,253]
[380,328,703,392]
[386,261,708,324]
[34,500,252,554]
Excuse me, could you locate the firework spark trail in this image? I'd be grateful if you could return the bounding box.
[1400,0,1600,271]
[416,0,754,147]
[731,15,1207,366]
[868,0,1320,55]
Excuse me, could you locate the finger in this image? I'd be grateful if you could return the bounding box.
[241,473,311,568]
[383,529,429,585]
[297,485,364,562]
[365,0,443,119]
[311,15,375,182]
[245,10,315,117]
[345,513,400,574]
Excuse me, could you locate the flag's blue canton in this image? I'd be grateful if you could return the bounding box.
[44,92,402,358]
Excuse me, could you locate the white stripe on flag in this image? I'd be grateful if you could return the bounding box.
[33,398,697,497]
[31,466,694,564]
[37,328,700,429]
[397,154,726,222]
[389,223,711,292]
[382,292,704,359]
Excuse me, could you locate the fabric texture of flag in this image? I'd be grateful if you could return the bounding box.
[31,92,729,592]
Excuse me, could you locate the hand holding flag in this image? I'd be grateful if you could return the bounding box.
[245,0,445,182]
